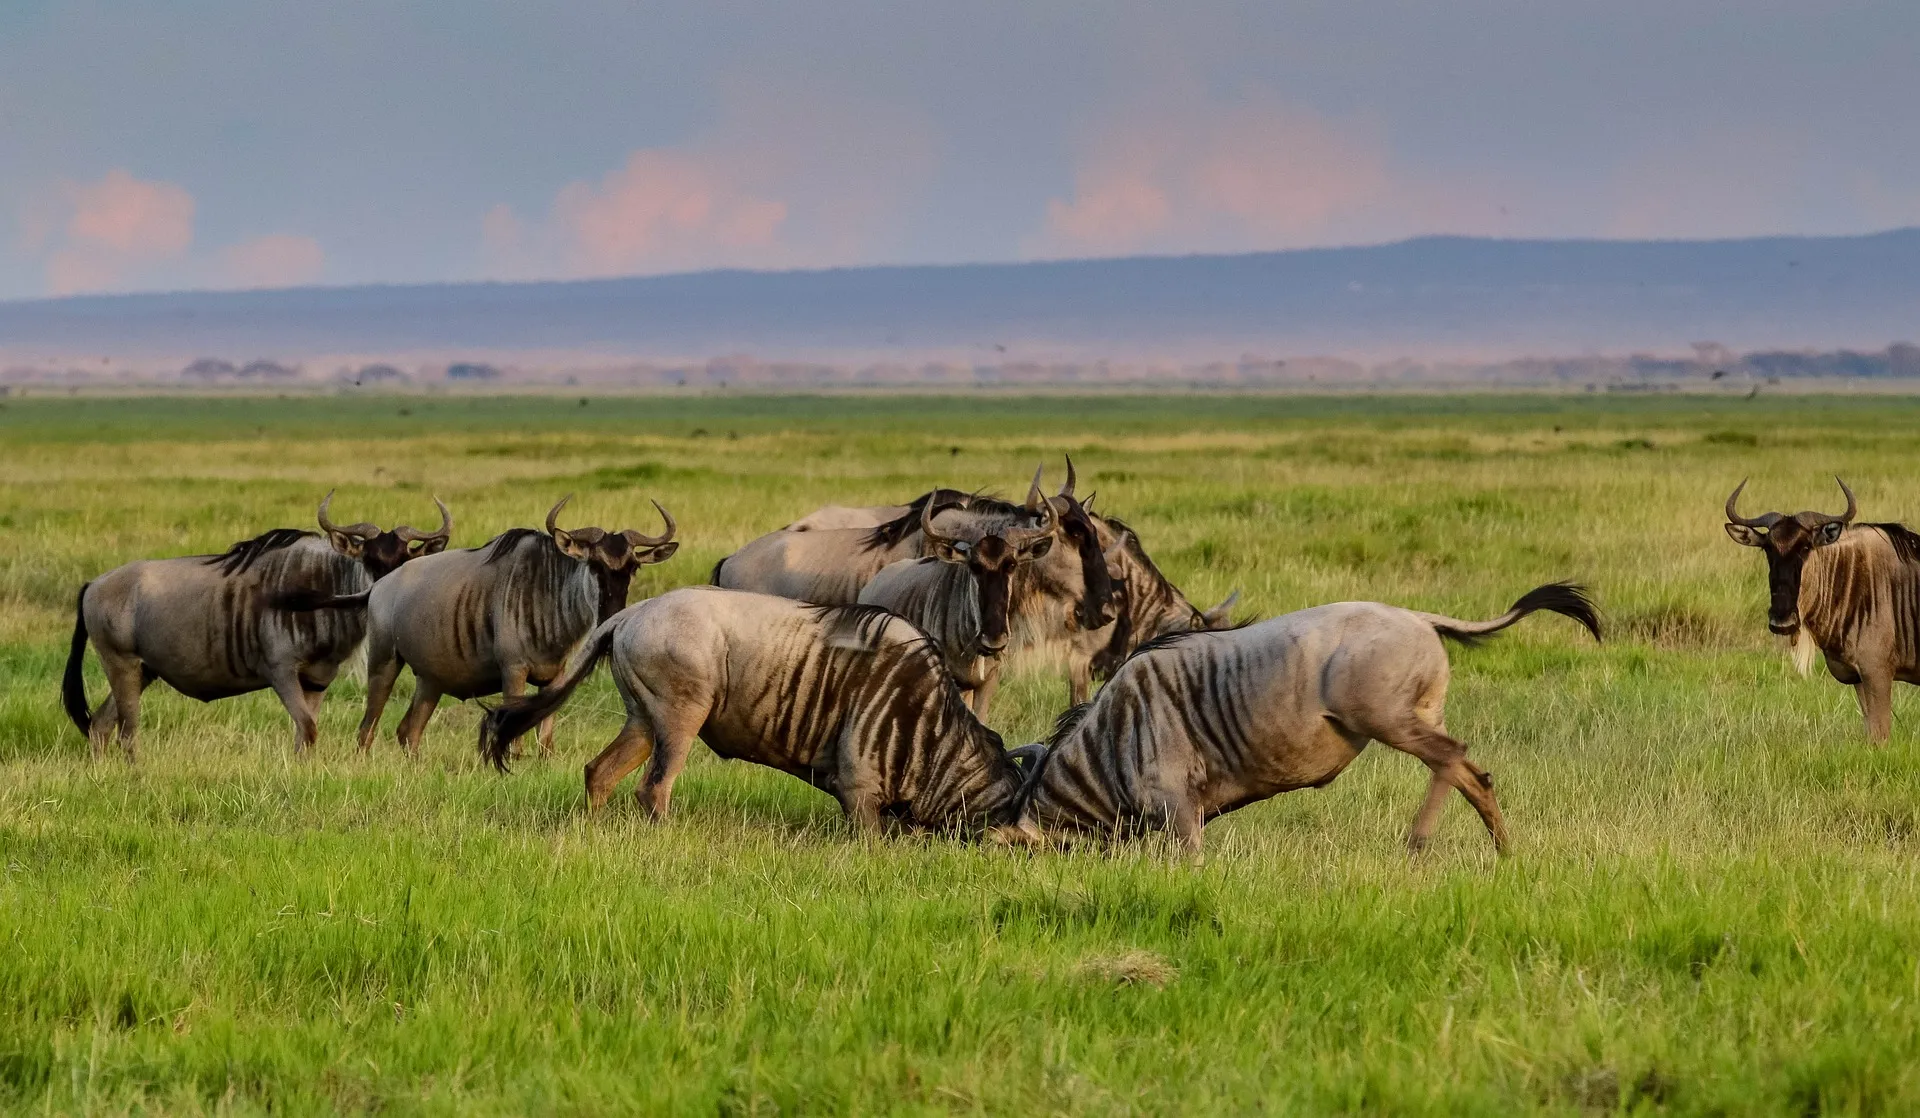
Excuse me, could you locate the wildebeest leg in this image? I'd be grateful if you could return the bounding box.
[1856,668,1895,744]
[357,651,403,753]
[1405,776,1454,854]
[1066,661,1091,707]
[1386,723,1508,854]
[395,682,443,757]
[94,653,147,761]
[970,663,1002,721]
[499,668,540,759]
[637,705,706,821]
[268,671,320,755]
[583,718,654,813]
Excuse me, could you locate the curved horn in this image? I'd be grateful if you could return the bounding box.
[1057,455,1077,499]
[921,494,963,547]
[624,500,677,547]
[1724,479,1782,529]
[1827,476,1857,524]
[396,497,453,543]
[1024,466,1046,513]
[545,494,574,537]
[1004,491,1058,549]
[316,490,379,538]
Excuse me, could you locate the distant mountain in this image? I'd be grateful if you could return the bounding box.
[3,230,1916,362]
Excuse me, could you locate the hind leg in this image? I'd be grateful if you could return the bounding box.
[395,681,443,757]
[636,700,710,822]
[358,649,403,753]
[583,718,655,812]
[93,653,147,761]
[1385,723,1508,854]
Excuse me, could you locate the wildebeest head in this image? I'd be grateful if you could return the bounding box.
[317,491,453,578]
[545,495,680,620]
[1725,477,1856,634]
[922,486,1056,654]
[1044,457,1120,630]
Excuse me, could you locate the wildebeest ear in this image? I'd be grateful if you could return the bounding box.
[1023,536,1053,560]
[412,536,451,556]
[641,541,680,564]
[1201,589,1241,628]
[325,530,366,559]
[551,528,591,559]
[1724,523,1765,547]
[1814,521,1845,546]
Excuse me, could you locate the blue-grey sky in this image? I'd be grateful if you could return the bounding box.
[3,1,1915,299]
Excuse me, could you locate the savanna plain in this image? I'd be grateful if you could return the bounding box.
[4,392,1920,1116]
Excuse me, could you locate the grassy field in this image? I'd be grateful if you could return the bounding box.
[5,392,1920,1115]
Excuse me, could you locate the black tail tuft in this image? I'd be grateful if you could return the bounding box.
[1511,581,1603,642]
[477,627,615,773]
[62,584,92,739]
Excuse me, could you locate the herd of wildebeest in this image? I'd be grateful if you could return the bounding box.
[57,461,1920,852]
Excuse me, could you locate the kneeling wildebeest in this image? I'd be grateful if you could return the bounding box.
[62,493,453,757]
[1011,583,1601,854]
[478,587,1042,833]
[1725,478,1920,742]
[856,496,1063,716]
[353,495,678,754]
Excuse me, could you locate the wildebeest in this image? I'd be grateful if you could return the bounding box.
[61,494,453,757]
[352,496,678,754]
[714,464,1118,658]
[781,491,970,533]
[1725,478,1920,742]
[1011,583,1601,853]
[477,587,1041,832]
[856,496,1061,715]
[1063,509,1240,701]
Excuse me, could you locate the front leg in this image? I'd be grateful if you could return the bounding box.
[268,671,320,755]
[1856,668,1894,744]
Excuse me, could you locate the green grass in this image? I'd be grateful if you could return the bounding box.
[5,392,1920,1114]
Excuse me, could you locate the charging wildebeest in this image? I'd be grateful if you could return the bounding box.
[1010,583,1601,854]
[351,496,678,754]
[477,587,1042,833]
[857,496,1064,715]
[62,494,452,757]
[1725,477,1920,742]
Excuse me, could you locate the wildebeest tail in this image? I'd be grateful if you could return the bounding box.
[264,587,372,611]
[477,619,618,773]
[709,556,727,585]
[1414,582,1602,645]
[62,583,92,739]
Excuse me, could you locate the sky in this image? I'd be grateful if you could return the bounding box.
[2,1,1916,300]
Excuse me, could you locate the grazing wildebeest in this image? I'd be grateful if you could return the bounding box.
[856,496,1060,715]
[353,496,678,754]
[61,494,452,757]
[1011,583,1601,854]
[477,587,1042,832]
[1725,478,1920,742]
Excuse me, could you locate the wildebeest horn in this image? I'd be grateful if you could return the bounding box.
[1201,589,1241,628]
[395,497,453,543]
[546,494,573,536]
[921,494,963,548]
[1057,455,1077,499]
[624,500,677,547]
[1024,466,1046,513]
[316,490,380,538]
[1724,479,1783,529]
[1102,529,1131,563]
[1826,476,1857,525]
[1004,491,1057,549]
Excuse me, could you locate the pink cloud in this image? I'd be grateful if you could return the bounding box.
[220,233,325,288]
[484,80,936,279]
[1029,88,1391,258]
[37,169,195,294]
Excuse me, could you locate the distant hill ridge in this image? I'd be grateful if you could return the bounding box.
[3,229,1916,361]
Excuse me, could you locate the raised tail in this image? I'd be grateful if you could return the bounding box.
[477,619,619,773]
[61,583,92,739]
[1412,582,1602,646]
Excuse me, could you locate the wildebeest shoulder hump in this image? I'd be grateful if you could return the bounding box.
[1869,522,1920,564]
[482,528,548,564]
[204,528,317,577]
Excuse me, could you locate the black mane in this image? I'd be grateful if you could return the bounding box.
[861,489,1019,552]
[811,602,909,651]
[204,528,316,577]
[1046,700,1094,748]
[482,527,550,564]
[1869,522,1920,565]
